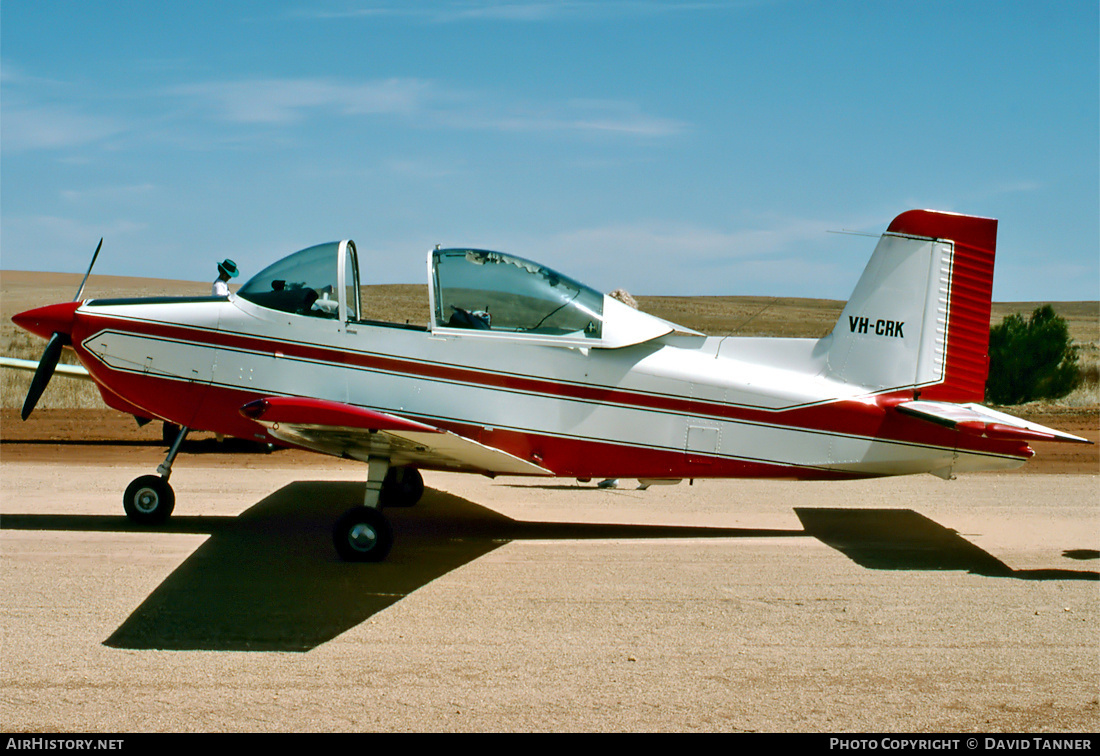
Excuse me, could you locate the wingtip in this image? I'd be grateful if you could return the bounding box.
[239,398,270,420]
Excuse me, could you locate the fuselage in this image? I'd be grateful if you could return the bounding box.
[60,293,1031,481]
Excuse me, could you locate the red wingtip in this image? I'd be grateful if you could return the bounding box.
[240,398,271,420]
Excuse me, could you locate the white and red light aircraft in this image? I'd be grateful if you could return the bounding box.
[12,209,1089,561]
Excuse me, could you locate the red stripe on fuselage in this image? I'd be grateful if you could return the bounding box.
[66,362,876,480]
[70,308,1030,464]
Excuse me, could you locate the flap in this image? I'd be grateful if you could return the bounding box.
[240,396,552,475]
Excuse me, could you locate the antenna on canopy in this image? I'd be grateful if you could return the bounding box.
[731,297,780,335]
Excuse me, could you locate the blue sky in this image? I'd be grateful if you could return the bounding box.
[2,0,1097,301]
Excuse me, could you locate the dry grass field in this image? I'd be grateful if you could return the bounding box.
[1,270,1096,413]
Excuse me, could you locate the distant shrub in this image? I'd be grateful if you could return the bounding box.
[985,305,1080,405]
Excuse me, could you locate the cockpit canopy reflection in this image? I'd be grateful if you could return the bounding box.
[431,248,604,339]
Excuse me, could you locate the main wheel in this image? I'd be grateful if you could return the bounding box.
[380,467,424,508]
[333,506,393,562]
[123,475,175,524]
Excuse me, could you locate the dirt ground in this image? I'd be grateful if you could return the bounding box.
[1,410,1097,733]
[2,271,1097,733]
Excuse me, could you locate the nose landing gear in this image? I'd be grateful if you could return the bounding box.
[123,425,188,525]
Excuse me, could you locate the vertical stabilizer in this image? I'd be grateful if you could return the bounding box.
[824,210,997,402]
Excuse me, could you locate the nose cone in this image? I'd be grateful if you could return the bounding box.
[12,301,82,341]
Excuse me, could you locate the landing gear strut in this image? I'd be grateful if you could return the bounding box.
[123,425,188,524]
[123,433,419,561]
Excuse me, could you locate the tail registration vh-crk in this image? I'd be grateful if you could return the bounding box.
[12,210,1090,561]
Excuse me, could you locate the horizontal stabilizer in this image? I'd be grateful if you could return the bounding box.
[896,400,1092,444]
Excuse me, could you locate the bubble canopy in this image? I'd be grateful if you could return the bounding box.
[430,249,604,339]
[234,239,690,349]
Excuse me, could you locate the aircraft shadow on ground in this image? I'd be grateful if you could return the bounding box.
[795,508,1099,582]
[1,483,796,653]
[3,490,1095,653]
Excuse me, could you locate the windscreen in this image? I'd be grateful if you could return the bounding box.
[238,242,341,318]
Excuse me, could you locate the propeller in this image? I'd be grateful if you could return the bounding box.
[21,333,70,420]
[18,238,102,420]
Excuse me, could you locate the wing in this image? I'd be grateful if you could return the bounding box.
[0,356,93,380]
[896,400,1091,444]
[240,396,551,476]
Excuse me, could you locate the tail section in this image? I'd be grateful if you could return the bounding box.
[824,210,997,402]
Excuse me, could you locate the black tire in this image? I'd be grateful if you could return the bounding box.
[380,467,424,508]
[333,507,393,562]
[123,475,175,524]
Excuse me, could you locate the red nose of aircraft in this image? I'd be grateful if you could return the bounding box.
[11,301,82,341]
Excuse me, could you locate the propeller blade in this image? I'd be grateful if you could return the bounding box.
[21,332,70,421]
[18,238,100,420]
[73,238,103,302]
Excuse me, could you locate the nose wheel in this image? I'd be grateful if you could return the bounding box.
[123,475,176,524]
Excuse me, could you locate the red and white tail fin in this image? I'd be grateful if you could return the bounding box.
[824,210,998,402]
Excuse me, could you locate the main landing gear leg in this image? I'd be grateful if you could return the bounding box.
[333,457,395,562]
[123,425,189,525]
